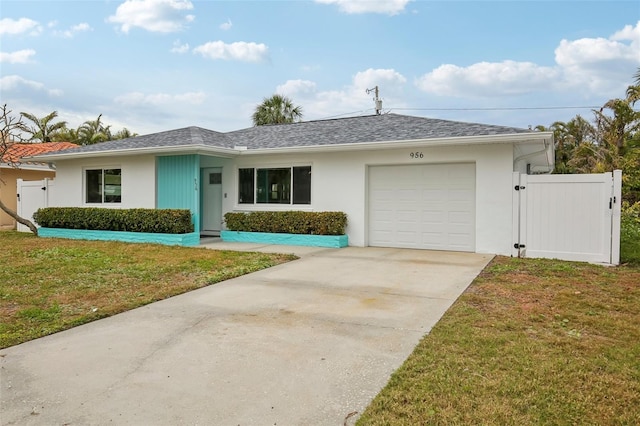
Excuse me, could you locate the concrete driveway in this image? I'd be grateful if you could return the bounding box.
[1,245,492,426]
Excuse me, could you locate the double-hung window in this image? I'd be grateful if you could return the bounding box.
[238,166,311,205]
[86,168,122,204]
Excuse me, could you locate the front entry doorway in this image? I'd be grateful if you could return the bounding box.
[201,167,223,236]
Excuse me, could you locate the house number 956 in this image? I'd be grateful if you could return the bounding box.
[410,152,424,159]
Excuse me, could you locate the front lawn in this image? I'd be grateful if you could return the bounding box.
[0,232,295,348]
[358,256,640,424]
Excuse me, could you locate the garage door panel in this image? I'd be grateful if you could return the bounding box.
[449,211,473,223]
[422,210,445,223]
[369,163,475,252]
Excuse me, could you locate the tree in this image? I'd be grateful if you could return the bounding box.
[0,104,39,234]
[51,127,79,144]
[252,94,303,126]
[626,66,640,105]
[593,98,640,155]
[18,110,67,142]
[112,128,137,140]
[77,114,112,145]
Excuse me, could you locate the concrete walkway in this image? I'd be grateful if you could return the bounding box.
[1,244,492,426]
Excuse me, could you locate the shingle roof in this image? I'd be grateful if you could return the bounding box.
[33,114,534,157]
[2,142,78,164]
[227,113,531,149]
[48,127,232,156]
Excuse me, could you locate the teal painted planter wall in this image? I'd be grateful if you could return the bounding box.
[157,154,200,232]
[220,230,348,248]
[38,227,200,247]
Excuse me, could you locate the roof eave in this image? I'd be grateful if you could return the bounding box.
[238,132,553,155]
[27,144,240,161]
[1,162,54,171]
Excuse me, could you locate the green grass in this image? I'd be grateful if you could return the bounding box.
[0,232,295,348]
[358,257,640,425]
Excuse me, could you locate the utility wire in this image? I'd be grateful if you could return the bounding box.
[390,106,602,112]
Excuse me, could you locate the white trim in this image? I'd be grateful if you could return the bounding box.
[240,133,552,155]
[1,162,54,171]
[233,163,313,210]
[83,165,123,206]
[27,132,553,161]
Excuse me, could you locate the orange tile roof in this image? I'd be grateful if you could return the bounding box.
[2,142,78,164]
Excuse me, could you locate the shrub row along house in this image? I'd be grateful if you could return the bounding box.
[29,113,555,256]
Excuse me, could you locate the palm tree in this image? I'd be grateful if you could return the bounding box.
[252,94,303,126]
[626,67,640,106]
[112,128,137,140]
[594,98,640,153]
[77,114,112,145]
[18,110,67,142]
[51,127,79,144]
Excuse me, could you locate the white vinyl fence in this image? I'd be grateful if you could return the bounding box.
[16,178,53,232]
[513,170,622,265]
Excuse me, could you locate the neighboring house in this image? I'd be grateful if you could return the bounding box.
[29,114,554,255]
[0,142,78,230]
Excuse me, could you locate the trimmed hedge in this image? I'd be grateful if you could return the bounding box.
[33,207,194,234]
[224,211,347,236]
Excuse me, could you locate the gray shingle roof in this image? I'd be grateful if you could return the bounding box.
[228,113,531,149]
[36,114,533,157]
[47,126,232,156]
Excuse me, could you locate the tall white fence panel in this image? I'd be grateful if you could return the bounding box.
[515,171,621,265]
[17,178,53,232]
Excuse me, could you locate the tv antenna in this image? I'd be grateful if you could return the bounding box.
[366,86,382,115]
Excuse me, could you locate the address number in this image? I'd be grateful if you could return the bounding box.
[410,152,424,159]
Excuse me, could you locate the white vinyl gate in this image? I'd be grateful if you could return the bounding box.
[513,170,621,265]
[16,178,53,232]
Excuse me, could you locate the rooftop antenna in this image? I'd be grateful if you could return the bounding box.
[366,86,382,115]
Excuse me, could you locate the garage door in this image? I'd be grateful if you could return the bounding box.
[369,163,475,251]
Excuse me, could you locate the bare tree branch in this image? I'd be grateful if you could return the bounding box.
[0,104,39,234]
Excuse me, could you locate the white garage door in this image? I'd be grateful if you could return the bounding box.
[369,163,476,251]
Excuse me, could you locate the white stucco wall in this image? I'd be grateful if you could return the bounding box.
[49,155,156,208]
[230,143,516,255]
[48,142,521,255]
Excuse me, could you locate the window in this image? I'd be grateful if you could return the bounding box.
[86,168,121,203]
[238,166,311,205]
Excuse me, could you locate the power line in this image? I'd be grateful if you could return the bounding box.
[389,106,602,112]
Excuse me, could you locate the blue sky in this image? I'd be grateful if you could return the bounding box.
[1,0,639,135]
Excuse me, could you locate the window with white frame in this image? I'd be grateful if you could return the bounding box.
[238,166,311,205]
[86,168,122,203]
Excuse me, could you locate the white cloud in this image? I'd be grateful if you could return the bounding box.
[114,91,206,106]
[0,18,42,36]
[416,61,559,97]
[276,80,317,97]
[272,68,408,120]
[54,23,92,38]
[416,21,640,98]
[220,19,232,31]
[554,20,640,94]
[193,41,269,62]
[0,75,62,96]
[315,0,411,15]
[0,49,36,64]
[352,68,407,91]
[107,0,195,33]
[170,39,190,53]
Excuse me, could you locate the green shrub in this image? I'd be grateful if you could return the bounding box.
[224,211,347,235]
[33,208,194,234]
[620,201,640,265]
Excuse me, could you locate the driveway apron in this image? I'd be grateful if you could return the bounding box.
[1,246,492,426]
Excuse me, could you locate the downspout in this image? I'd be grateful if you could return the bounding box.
[513,139,553,174]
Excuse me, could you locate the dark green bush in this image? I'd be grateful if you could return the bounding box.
[224,211,347,235]
[33,207,194,234]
